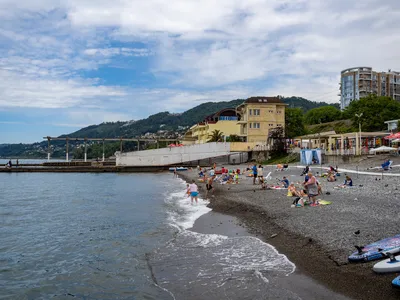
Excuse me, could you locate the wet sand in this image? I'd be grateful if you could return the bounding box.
[191,211,350,300]
[180,160,400,300]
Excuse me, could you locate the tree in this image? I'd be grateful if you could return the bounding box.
[304,106,342,125]
[208,129,224,142]
[342,95,400,132]
[226,134,241,142]
[268,127,286,156]
[285,108,307,138]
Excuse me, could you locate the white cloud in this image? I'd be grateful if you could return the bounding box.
[0,69,127,109]
[0,0,399,116]
[83,47,153,57]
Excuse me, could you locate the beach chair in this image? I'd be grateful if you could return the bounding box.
[382,160,393,171]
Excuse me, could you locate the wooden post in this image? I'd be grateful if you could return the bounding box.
[84,138,87,162]
[47,137,51,161]
[66,138,69,162]
[102,139,105,162]
[137,140,140,151]
[156,140,159,149]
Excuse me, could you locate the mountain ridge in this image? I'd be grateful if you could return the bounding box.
[0,97,339,158]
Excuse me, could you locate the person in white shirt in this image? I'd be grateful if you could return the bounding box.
[189,180,199,204]
[257,165,263,184]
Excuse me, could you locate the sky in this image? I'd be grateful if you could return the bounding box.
[0,0,399,143]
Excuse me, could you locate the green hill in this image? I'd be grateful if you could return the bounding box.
[0,97,339,158]
[61,97,337,139]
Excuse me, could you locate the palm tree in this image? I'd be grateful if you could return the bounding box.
[208,129,224,142]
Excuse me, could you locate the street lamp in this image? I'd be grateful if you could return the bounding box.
[355,113,363,155]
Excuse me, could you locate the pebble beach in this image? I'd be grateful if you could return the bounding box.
[179,155,400,300]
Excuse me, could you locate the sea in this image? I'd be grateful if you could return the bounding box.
[1,165,341,300]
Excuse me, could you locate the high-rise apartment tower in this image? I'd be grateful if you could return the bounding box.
[340,67,400,110]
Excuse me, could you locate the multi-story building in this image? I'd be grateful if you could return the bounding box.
[340,67,400,110]
[187,108,241,144]
[236,96,286,142]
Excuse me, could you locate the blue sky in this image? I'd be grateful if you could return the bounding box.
[0,0,399,143]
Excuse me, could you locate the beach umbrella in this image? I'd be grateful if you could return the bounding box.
[369,146,397,154]
[168,144,176,147]
[178,144,184,147]
[384,132,400,140]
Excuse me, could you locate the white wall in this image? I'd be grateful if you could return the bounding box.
[116,142,232,166]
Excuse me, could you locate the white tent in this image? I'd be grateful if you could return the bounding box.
[391,139,400,143]
[369,146,398,154]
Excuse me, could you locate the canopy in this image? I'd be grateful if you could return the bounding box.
[369,146,398,153]
[392,139,400,143]
[168,144,176,147]
[300,149,322,165]
[384,132,400,140]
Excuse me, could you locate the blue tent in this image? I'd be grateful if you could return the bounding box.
[300,149,322,165]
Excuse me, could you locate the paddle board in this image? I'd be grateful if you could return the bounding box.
[392,276,400,289]
[348,234,400,262]
[373,252,400,273]
[169,167,188,172]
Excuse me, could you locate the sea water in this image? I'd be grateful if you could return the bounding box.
[0,172,297,300]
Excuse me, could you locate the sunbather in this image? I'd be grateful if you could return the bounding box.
[344,176,353,186]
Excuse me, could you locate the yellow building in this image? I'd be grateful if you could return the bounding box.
[187,108,241,144]
[236,96,286,142]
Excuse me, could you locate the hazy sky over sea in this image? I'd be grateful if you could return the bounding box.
[0,0,399,142]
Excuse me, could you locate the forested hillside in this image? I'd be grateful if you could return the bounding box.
[1,97,339,158]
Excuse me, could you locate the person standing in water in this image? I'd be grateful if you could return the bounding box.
[189,180,199,204]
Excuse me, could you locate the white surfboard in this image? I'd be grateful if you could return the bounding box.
[373,251,400,273]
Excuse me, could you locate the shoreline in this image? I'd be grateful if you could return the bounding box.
[190,210,350,299]
[179,166,400,300]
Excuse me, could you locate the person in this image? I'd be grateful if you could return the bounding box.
[206,175,215,197]
[329,165,337,173]
[257,165,263,184]
[252,164,258,185]
[173,167,178,178]
[344,175,353,187]
[209,168,215,176]
[199,169,204,178]
[277,164,283,171]
[288,183,297,196]
[281,176,289,188]
[189,180,199,204]
[327,171,336,182]
[8,159,12,168]
[301,165,309,176]
[213,162,216,170]
[185,184,191,198]
[234,172,239,184]
[304,172,318,206]
[16,159,19,168]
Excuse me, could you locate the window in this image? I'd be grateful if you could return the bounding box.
[253,123,260,129]
[249,123,252,128]
[276,110,282,114]
[268,110,274,113]
[249,109,252,115]
[254,109,260,115]
[269,124,273,127]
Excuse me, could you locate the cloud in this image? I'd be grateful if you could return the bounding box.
[83,47,153,57]
[0,0,399,122]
